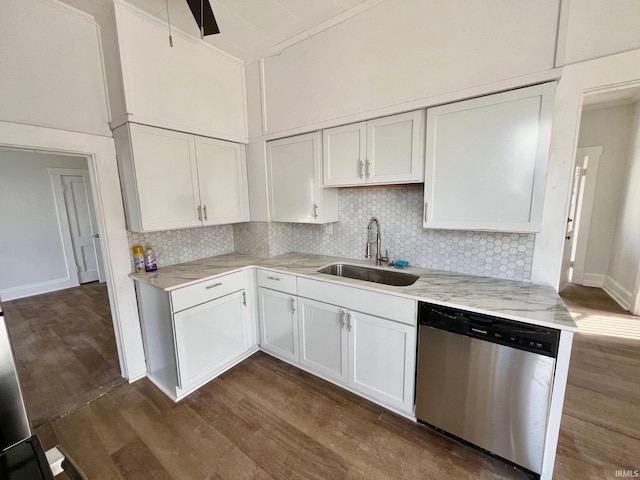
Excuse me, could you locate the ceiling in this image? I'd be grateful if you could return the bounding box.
[59,0,376,62]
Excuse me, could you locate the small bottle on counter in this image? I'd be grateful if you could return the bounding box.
[144,244,158,272]
[133,245,145,273]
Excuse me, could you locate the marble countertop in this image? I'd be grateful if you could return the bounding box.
[130,252,577,331]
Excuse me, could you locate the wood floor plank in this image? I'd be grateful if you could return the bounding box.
[112,437,173,480]
[3,283,121,425]
[82,395,138,456]
[166,403,275,480]
[114,385,216,479]
[50,408,125,480]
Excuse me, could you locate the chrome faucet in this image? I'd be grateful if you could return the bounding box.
[365,217,388,266]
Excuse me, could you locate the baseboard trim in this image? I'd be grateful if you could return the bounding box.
[603,276,632,311]
[127,370,147,383]
[0,278,78,302]
[582,273,605,288]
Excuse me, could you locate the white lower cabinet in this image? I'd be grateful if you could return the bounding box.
[174,290,249,390]
[258,287,299,363]
[298,298,349,384]
[295,295,416,415]
[135,270,257,401]
[348,310,416,413]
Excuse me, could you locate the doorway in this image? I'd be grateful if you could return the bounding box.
[0,147,122,425]
[559,86,640,315]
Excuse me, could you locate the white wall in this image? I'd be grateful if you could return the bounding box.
[260,0,559,135]
[0,0,111,136]
[576,104,634,278]
[607,101,640,296]
[0,149,88,299]
[561,0,640,66]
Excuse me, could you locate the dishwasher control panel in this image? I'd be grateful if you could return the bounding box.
[418,302,560,358]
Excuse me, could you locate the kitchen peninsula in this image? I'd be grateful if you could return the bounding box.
[131,251,576,480]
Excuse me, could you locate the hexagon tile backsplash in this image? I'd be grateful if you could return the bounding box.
[127,225,234,268]
[128,185,535,282]
[290,185,534,282]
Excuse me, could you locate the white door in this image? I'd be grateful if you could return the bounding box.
[348,310,416,413]
[568,146,603,286]
[559,147,600,289]
[259,287,299,362]
[173,290,248,390]
[61,172,104,284]
[129,124,201,231]
[267,132,320,223]
[195,136,250,225]
[366,111,424,184]
[298,297,348,383]
[322,122,367,186]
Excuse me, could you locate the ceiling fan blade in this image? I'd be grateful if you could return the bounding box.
[185,0,220,36]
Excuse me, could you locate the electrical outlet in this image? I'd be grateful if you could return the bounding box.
[325,223,334,235]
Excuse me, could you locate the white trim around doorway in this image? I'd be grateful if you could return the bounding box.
[0,121,147,382]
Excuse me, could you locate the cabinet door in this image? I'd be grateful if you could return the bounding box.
[348,310,416,413]
[173,290,248,390]
[298,298,348,384]
[195,136,250,225]
[267,132,319,223]
[366,111,424,184]
[423,83,555,232]
[322,122,367,187]
[259,287,299,362]
[129,123,201,231]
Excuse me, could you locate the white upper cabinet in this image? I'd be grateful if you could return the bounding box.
[267,132,338,224]
[195,137,250,225]
[423,83,555,232]
[323,111,424,187]
[114,123,249,232]
[116,124,201,232]
[322,122,367,186]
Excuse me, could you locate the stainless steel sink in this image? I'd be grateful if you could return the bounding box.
[317,263,419,287]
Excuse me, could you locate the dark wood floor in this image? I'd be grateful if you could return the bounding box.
[35,352,530,480]
[3,283,123,426]
[555,284,640,478]
[9,283,640,479]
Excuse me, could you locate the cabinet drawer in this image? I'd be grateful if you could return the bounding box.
[298,277,416,326]
[257,269,297,295]
[171,271,245,312]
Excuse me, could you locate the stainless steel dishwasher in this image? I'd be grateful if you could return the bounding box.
[415,302,560,477]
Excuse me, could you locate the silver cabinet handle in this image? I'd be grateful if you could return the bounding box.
[205,282,222,289]
[347,311,352,331]
[365,160,370,178]
[197,205,202,220]
[424,201,428,222]
[267,276,280,281]
[341,310,347,329]
[203,205,208,221]
[313,203,319,219]
[242,291,246,306]
[359,160,364,178]
[291,297,296,313]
